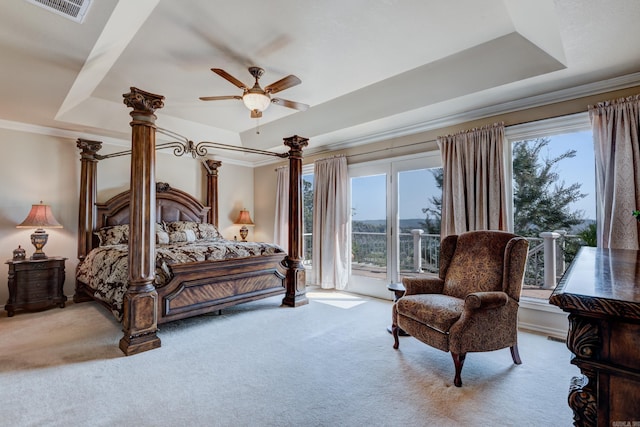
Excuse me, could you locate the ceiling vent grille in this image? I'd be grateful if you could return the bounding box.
[24,0,92,24]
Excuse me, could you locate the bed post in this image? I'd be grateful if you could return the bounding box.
[203,159,221,227]
[120,87,164,356]
[282,135,308,307]
[74,138,102,303]
[76,138,102,263]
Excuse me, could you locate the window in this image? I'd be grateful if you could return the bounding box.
[508,113,595,299]
[302,172,314,266]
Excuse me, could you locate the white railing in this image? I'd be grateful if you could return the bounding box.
[304,229,584,290]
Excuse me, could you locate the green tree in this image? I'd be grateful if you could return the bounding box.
[420,168,443,234]
[303,177,313,233]
[513,138,586,236]
[576,223,597,247]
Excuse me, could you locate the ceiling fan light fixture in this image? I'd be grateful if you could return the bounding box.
[243,92,271,113]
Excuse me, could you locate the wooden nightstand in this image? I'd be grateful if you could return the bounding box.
[5,256,67,317]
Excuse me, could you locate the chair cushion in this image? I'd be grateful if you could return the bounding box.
[396,294,465,334]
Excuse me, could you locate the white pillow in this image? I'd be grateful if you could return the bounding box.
[184,229,197,242]
[156,230,170,245]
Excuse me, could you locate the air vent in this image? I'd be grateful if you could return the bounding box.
[24,0,92,24]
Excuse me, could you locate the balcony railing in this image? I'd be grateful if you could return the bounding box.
[303,229,587,292]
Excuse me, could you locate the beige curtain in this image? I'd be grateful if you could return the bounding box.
[273,166,289,250]
[438,122,510,238]
[589,94,640,249]
[311,156,350,289]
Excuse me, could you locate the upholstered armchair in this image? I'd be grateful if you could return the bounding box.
[392,230,529,387]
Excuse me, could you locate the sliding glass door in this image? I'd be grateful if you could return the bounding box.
[347,153,441,299]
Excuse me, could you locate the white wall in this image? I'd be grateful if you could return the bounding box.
[0,127,254,307]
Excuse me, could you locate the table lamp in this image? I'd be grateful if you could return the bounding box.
[234,209,254,242]
[16,201,63,259]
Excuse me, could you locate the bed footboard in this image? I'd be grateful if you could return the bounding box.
[156,253,287,323]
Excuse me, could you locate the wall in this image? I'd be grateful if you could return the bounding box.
[0,127,253,307]
[0,128,79,306]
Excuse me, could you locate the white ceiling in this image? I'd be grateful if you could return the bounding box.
[1,0,640,163]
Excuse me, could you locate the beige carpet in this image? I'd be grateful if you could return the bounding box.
[0,290,577,427]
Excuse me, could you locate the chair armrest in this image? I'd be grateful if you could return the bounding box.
[464,291,508,310]
[402,277,445,295]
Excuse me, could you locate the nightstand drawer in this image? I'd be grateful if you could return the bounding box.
[17,281,53,301]
[19,268,55,281]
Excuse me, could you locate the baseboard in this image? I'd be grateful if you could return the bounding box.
[518,321,567,341]
[518,298,568,340]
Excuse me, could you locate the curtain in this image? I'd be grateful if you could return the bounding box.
[438,122,510,238]
[589,94,640,249]
[311,156,350,289]
[273,166,289,250]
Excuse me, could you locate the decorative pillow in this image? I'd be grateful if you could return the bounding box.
[95,224,129,246]
[156,230,170,245]
[165,221,222,240]
[168,230,197,244]
[168,231,187,244]
[197,223,223,240]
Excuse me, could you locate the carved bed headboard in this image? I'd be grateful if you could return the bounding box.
[95,182,210,231]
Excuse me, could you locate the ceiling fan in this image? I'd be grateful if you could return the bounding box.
[200,67,309,118]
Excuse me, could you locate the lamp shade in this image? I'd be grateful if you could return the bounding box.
[243,92,271,112]
[234,209,254,226]
[16,202,63,229]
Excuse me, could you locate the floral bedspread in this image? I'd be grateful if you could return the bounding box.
[76,239,284,321]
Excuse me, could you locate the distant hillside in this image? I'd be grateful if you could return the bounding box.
[353,218,595,234]
[566,219,595,234]
[353,218,426,232]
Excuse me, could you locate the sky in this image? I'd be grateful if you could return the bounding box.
[349,130,596,222]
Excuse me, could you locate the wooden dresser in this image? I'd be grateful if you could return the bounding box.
[549,247,640,426]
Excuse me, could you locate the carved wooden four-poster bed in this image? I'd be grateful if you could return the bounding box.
[74,87,307,355]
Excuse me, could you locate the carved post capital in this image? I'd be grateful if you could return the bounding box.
[204,159,222,176]
[123,87,165,115]
[283,135,309,158]
[77,138,102,160]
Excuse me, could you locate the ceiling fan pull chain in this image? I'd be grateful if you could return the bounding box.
[256,117,260,135]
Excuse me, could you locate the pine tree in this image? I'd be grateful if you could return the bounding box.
[421,168,443,234]
[512,138,586,236]
[303,178,313,233]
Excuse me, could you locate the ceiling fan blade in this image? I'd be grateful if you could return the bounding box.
[211,68,248,89]
[271,98,309,111]
[264,75,301,94]
[250,109,262,119]
[199,95,243,101]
